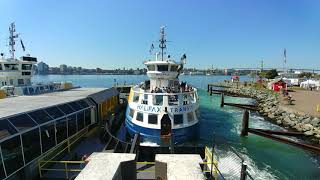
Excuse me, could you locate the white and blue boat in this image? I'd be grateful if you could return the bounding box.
[125,27,200,144]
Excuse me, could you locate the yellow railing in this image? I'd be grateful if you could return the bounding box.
[136,161,156,173]
[38,160,87,179]
[38,127,90,178]
[203,146,219,179]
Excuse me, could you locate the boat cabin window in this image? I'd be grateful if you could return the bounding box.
[0,64,2,70]
[195,109,200,119]
[174,114,183,125]
[4,64,19,70]
[142,94,148,104]
[153,95,163,105]
[168,95,179,105]
[136,112,143,122]
[133,93,139,103]
[147,65,155,71]
[183,94,189,105]
[18,79,24,85]
[148,114,158,125]
[129,108,135,118]
[22,72,31,76]
[22,64,32,70]
[170,65,178,72]
[157,65,168,71]
[187,112,194,122]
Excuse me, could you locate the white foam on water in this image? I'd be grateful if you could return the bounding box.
[214,148,278,180]
[140,141,160,147]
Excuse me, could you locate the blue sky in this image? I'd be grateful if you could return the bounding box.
[0,0,319,69]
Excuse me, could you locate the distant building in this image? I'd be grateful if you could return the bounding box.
[60,64,67,74]
[37,62,49,74]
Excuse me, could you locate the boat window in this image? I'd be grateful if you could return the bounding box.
[147,65,155,71]
[157,65,168,71]
[21,128,41,163]
[0,64,2,70]
[18,79,24,85]
[133,93,139,103]
[189,93,195,102]
[183,94,189,105]
[168,95,179,105]
[22,72,31,76]
[142,94,148,104]
[129,108,135,118]
[4,64,19,70]
[174,114,183,125]
[8,114,37,132]
[22,64,32,70]
[195,109,200,119]
[68,101,83,111]
[1,136,24,176]
[77,111,85,131]
[136,112,143,122]
[187,112,194,122]
[0,119,18,140]
[40,122,56,153]
[28,109,53,124]
[44,106,65,119]
[0,149,5,179]
[67,115,77,137]
[153,95,163,105]
[148,114,158,125]
[84,109,91,126]
[170,65,178,72]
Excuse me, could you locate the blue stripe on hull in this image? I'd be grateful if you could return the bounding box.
[125,118,199,144]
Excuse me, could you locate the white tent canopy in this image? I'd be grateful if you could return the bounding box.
[300,79,320,90]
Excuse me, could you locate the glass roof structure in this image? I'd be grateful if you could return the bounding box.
[0,98,96,179]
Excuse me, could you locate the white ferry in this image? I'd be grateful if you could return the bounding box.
[0,23,72,97]
[125,27,200,144]
[0,23,36,88]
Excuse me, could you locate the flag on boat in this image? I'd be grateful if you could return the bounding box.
[149,43,154,54]
[20,39,25,52]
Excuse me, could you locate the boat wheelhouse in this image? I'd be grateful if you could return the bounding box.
[0,23,37,88]
[125,27,200,144]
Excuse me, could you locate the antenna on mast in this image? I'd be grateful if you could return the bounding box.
[9,22,19,60]
[159,26,167,61]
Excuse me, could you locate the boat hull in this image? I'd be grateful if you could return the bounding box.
[125,117,198,144]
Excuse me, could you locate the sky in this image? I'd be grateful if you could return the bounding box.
[0,0,320,70]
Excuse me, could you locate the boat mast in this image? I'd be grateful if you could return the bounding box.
[9,22,18,60]
[159,26,166,61]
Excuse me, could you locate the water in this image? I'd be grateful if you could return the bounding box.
[32,75,320,179]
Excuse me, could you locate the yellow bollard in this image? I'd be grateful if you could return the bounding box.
[317,104,320,112]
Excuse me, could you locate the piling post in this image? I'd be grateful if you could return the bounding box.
[210,87,213,96]
[170,135,174,154]
[241,110,249,136]
[240,163,247,180]
[207,84,210,92]
[220,93,224,107]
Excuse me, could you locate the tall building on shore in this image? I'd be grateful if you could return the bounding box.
[59,64,67,74]
[37,62,49,74]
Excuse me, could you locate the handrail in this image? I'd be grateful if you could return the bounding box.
[131,88,198,96]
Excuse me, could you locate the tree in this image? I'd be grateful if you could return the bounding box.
[265,69,278,79]
[298,72,313,78]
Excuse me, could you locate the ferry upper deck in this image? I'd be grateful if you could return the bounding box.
[0,87,119,180]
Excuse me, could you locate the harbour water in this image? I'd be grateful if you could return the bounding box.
[32,75,320,179]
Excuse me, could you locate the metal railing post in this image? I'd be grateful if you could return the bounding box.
[65,162,69,179]
[240,163,247,180]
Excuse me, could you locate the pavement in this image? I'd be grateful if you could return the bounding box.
[280,89,320,117]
